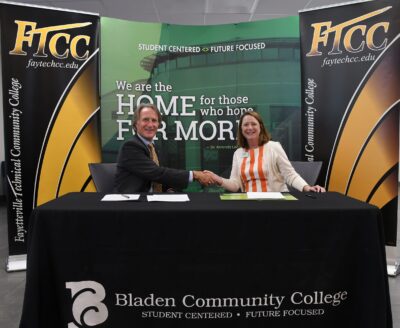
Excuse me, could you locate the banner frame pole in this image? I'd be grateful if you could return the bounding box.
[385,176,400,277]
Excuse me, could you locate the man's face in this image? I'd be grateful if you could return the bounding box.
[135,107,159,141]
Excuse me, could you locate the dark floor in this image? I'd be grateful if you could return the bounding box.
[1,202,400,327]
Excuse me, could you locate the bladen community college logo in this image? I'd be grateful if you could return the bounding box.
[10,21,92,60]
[66,281,109,328]
[307,6,391,57]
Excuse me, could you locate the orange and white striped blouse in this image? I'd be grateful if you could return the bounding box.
[221,141,308,192]
[240,146,268,192]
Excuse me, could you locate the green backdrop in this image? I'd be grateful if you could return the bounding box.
[101,16,301,191]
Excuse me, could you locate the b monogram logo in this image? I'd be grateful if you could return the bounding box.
[66,281,109,327]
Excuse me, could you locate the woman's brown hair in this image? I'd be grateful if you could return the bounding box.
[237,111,271,149]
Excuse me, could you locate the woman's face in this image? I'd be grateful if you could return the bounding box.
[241,115,261,144]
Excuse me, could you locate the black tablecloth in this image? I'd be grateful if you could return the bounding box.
[19,192,392,328]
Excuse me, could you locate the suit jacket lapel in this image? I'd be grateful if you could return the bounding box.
[134,134,151,157]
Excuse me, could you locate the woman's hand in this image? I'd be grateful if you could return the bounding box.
[303,185,326,193]
[203,170,223,186]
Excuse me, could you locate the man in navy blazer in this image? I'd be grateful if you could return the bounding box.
[114,103,212,193]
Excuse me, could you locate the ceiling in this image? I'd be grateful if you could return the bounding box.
[6,0,353,24]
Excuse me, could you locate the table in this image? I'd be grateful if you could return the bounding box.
[19,192,392,328]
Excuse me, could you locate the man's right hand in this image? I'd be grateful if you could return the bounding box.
[193,170,215,186]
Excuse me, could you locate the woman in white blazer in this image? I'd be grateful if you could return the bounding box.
[206,111,325,193]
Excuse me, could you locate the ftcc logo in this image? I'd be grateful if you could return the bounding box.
[10,21,92,60]
[66,281,109,328]
[306,6,391,57]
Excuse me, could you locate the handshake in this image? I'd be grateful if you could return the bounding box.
[193,170,223,187]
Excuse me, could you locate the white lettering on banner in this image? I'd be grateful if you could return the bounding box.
[168,45,201,53]
[116,118,239,142]
[66,281,109,327]
[245,310,281,318]
[114,291,347,310]
[182,294,285,310]
[115,94,196,116]
[283,308,325,317]
[137,42,266,54]
[185,312,233,319]
[320,52,376,68]
[142,311,183,318]
[64,280,350,324]
[116,293,176,307]
[291,291,347,306]
[114,80,255,141]
[175,120,236,141]
[304,78,317,161]
[138,43,168,52]
[7,78,26,243]
[25,58,79,70]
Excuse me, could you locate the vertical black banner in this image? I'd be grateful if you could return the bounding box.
[0,3,101,259]
[300,0,400,244]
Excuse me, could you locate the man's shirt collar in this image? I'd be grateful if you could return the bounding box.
[137,133,153,147]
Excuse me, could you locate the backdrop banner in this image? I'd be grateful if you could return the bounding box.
[0,2,100,260]
[300,0,400,245]
[100,16,302,192]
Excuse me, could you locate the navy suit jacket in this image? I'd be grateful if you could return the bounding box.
[114,135,190,193]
